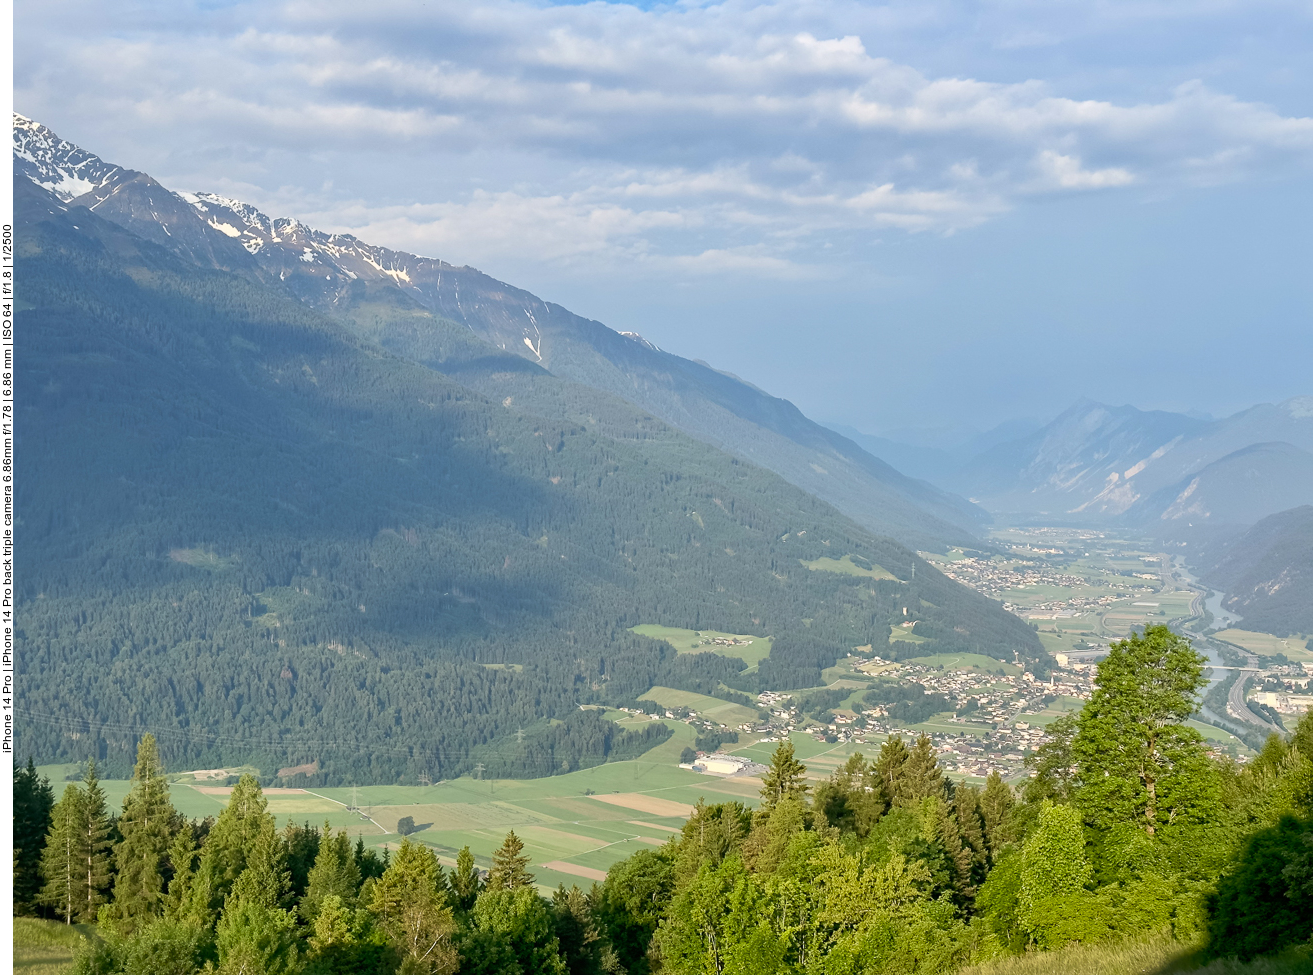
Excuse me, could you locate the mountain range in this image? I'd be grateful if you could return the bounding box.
[852,397,1313,539]
[14,113,982,552]
[13,115,1042,781]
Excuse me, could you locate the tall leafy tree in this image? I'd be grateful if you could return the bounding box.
[488,830,534,891]
[1018,802,1094,947]
[13,758,55,911]
[113,734,177,924]
[1070,625,1212,834]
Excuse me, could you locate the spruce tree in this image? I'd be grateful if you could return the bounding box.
[13,758,55,911]
[488,830,533,891]
[901,734,945,804]
[875,736,910,803]
[301,823,361,921]
[451,845,482,911]
[980,772,1015,856]
[189,773,271,918]
[113,734,176,924]
[760,741,808,810]
[78,761,113,922]
[40,783,87,924]
[163,822,199,920]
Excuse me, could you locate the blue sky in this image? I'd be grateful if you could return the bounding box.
[16,0,1313,437]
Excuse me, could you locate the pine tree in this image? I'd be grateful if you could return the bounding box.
[760,741,808,810]
[40,783,87,924]
[78,761,113,922]
[189,773,271,919]
[901,734,945,804]
[229,816,292,911]
[302,823,361,921]
[980,772,1015,856]
[875,735,910,803]
[13,758,55,911]
[488,830,533,891]
[113,734,176,924]
[451,845,481,911]
[163,822,199,920]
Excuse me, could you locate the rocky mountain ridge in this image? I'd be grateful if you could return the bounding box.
[13,112,983,550]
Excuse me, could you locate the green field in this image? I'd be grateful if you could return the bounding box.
[1215,628,1313,661]
[889,624,928,644]
[13,917,89,974]
[801,554,898,581]
[905,653,1021,675]
[630,625,773,668]
[71,752,770,894]
[638,686,760,727]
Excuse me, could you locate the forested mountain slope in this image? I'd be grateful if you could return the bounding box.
[1197,505,1313,637]
[15,176,1042,782]
[13,113,983,550]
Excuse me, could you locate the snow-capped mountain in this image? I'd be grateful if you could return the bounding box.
[12,113,989,547]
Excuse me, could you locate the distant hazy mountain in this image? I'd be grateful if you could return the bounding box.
[953,397,1313,524]
[1127,442,1313,535]
[1198,506,1313,637]
[828,419,1042,485]
[12,113,982,550]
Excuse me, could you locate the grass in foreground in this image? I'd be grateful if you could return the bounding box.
[13,917,89,974]
[960,935,1312,975]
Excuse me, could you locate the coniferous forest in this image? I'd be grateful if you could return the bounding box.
[12,628,1313,973]
[15,175,1043,783]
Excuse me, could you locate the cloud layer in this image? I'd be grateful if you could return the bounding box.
[16,0,1313,277]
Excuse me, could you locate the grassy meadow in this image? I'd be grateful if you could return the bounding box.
[959,934,1311,975]
[800,553,899,581]
[12,918,90,974]
[630,624,773,668]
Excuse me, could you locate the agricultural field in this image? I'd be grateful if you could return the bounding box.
[1215,629,1313,661]
[638,686,760,727]
[630,624,773,669]
[800,554,899,581]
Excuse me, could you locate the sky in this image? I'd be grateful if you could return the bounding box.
[15,0,1313,440]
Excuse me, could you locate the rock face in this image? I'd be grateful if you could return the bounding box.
[12,112,984,549]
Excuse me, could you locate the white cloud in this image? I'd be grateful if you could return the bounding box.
[13,0,1313,277]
